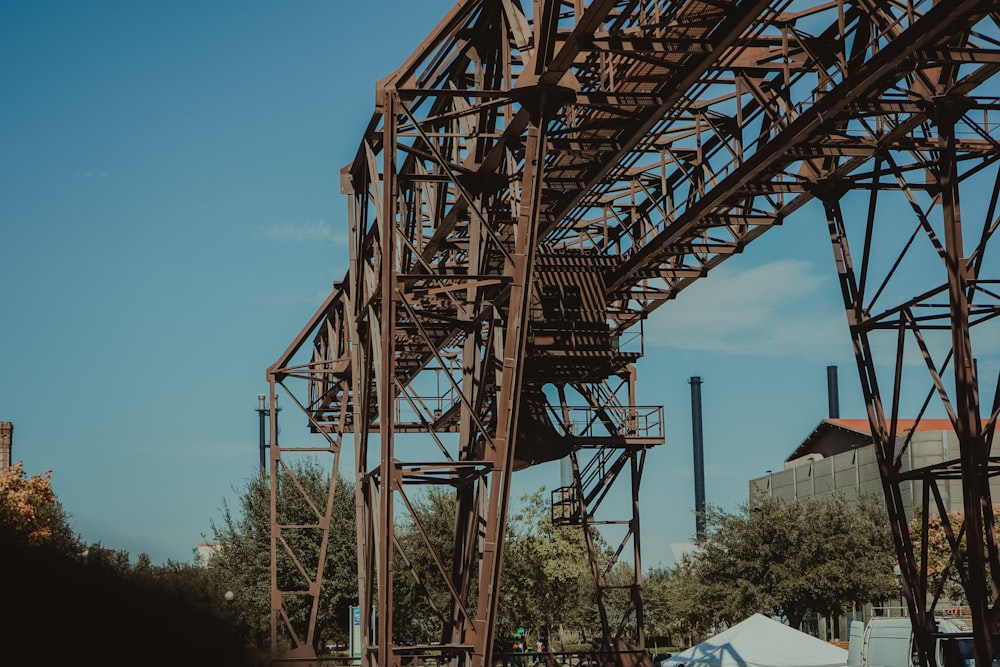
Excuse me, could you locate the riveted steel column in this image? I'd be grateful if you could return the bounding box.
[937,104,992,667]
[377,84,399,667]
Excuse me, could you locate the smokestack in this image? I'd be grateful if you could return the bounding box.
[0,421,12,471]
[827,366,840,419]
[690,377,706,540]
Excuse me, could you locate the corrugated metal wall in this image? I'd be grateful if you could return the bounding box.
[750,430,969,521]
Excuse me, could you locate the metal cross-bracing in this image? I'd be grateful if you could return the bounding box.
[266,1,1000,667]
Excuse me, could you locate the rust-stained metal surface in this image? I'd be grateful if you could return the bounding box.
[266,1,1000,666]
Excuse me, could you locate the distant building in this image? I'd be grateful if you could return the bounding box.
[748,417,990,641]
[197,542,221,567]
[669,542,697,563]
[0,422,12,471]
[749,418,991,520]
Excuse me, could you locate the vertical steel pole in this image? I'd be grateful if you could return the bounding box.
[822,194,931,665]
[827,366,840,419]
[268,379,280,658]
[938,105,992,667]
[476,72,560,665]
[257,395,267,472]
[377,85,399,667]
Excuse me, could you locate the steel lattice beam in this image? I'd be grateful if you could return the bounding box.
[267,2,1000,667]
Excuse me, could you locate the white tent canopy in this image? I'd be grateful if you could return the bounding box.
[661,614,849,667]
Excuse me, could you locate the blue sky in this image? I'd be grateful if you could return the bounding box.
[2,1,994,568]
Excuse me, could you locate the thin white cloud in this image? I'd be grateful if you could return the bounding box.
[644,259,849,358]
[257,220,347,244]
[642,258,1000,373]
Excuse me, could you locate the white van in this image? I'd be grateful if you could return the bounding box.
[847,617,973,667]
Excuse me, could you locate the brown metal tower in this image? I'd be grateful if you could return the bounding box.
[267,2,1000,666]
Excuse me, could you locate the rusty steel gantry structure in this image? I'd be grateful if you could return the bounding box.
[266,1,1000,666]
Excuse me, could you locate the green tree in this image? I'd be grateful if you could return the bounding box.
[502,488,597,647]
[392,485,464,643]
[0,461,262,665]
[210,460,357,652]
[2,514,260,665]
[81,542,133,571]
[643,556,714,647]
[389,485,600,647]
[641,565,672,641]
[690,493,896,631]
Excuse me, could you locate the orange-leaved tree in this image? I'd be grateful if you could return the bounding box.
[0,461,78,552]
[909,506,1000,606]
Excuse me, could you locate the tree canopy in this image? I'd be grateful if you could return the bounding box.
[391,484,467,643]
[0,461,260,666]
[0,460,78,552]
[645,493,897,637]
[203,469,902,654]
[501,488,601,646]
[209,459,357,652]
[387,485,600,647]
[909,505,1000,606]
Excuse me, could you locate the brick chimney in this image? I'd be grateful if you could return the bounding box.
[0,422,12,471]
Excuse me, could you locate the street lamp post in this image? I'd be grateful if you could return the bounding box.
[894,565,903,616]
[256,394,279,473]
[256,395,267,471]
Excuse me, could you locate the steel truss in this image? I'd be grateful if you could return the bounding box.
[267,1,1000,666]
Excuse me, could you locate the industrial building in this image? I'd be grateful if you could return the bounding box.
[748,417,982,521]
[748,406,991,643]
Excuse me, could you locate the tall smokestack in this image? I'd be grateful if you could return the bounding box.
[690,377,706,540]
[827,365,840,419]
[0,421,12,471]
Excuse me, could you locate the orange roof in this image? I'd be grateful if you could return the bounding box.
[826,418,989,434]
[827,418,956,434]
[785,418,994,462]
